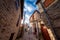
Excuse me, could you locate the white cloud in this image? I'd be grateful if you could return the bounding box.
[24,0,38,23]
[24,2,36,12]
[25,13,30,18]
[25,14,30,23]
[27,7,32,12]
[24,8,27,12]
[25,19,29,23]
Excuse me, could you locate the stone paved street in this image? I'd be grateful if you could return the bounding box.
[17,31,38,40]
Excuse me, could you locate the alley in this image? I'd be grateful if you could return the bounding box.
[17,30,38,40]
[0,0,60,40]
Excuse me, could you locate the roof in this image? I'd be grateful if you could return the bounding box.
[29,10,40,20]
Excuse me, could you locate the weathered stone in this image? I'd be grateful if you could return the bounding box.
[0,0,21,40]
[41,0,60,39]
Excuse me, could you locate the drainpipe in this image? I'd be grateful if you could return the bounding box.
[21,0,24,37]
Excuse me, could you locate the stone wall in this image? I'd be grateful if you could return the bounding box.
[47,0,60,39]
[0,0,21,40]
[41,0,60,40]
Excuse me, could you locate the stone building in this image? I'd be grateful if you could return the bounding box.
[0,0,24,40]
[37,0,60,40]
[29,10,41,29]
[45,0,60,39]
[29,10,41,38]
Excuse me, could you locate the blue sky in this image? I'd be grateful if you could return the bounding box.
[24,0,38,23]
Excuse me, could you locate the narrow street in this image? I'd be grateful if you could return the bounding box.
[0,0,60,40]
[17,30,38,40]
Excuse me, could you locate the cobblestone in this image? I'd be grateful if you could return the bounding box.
[18,31,38,40]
